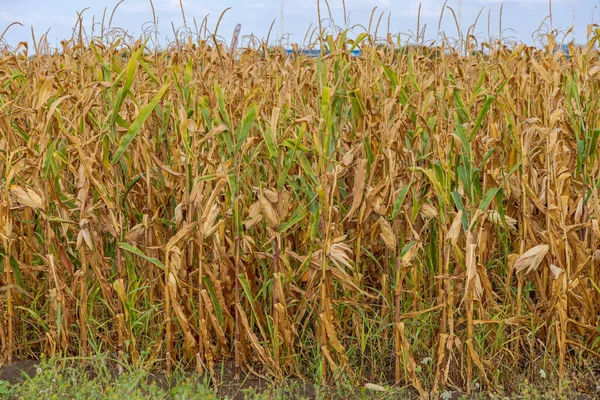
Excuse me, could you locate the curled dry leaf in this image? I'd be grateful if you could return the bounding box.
[126,223,146,243]
[165,222,197,252]
[168,271,178,298]
[344,158,367,221]
[328,241,354,271]
[113,279,126,304]
[259,196,280,228]
[9,185,44,210]
[168,246,183,275]
[549,264,564,279]
[77,218,94,250]
[264,189,279,203]
[400,242,420,265]
[514,244,550,275]
[488,210,517,232]
[378,217,396,250]
[364,383,386,392]
[592,219,599,239]
[574,198,584,223]
[420,202,438,219]
[174,203,184,226]
[202,203,220,238]
[244,201,262,229]
[447,210,463,243]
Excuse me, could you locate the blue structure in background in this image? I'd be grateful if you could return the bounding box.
[283,46,572,59]
[560,44,571,60]
[284,49,362,57]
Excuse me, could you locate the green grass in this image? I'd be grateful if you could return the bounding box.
[4,356,214,400]
[1,355,598,399]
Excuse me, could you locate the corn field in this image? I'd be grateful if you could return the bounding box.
[1,26,600,397]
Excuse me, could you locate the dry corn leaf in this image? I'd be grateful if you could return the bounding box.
[166,222,197,251]
[244,201,262,229]
[344,158,367,221]
[328,242,354,271]
[378,217,396,250]
[447,210,463,243]
[488,210,517,232]
[10,185,44,210]
[420,202,438,219]
[514,244,550,275]
[260,196,280,228]
[364,383,386,392]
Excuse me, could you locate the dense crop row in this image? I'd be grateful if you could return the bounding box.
[1,26,600,397]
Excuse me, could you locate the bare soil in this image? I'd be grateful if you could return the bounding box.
[0,359,318,399]
[0,360,38,385]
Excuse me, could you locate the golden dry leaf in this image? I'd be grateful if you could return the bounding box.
[488,210,517,232]
[259,196,280,228]
[447,210,463,243]
[420,202,438,219]
[574,198,584,223]
[396,321,427,398]
[202,203,221,238]
[264,189,278,203]
[319,312,346,355]
[345,158,367,221]
[244,201,262,229]
[168,246,183,274]
[126,223,146,243]
[462,235,480,302]
[166,222,197,251]
[514,244,550,275]
[328,241,354,271]
[77,219,94,250]
[168,271,178,298]
[400,242,420,265]
[174,203,185,226]
[378,217,396,250]
[549,264,564,280]
[10,185,44,210]
[364,383,386,392]
[591,219,599,239]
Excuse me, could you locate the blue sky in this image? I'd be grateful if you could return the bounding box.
[0,0,598,48]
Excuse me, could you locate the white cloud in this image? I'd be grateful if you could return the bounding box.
[121,0,193,15]
[121,3,151,14]
[348,0,392,6]
[246,3,266,9]
[0,11,22,22]
[484,0,570,3]
[398,1,448,18]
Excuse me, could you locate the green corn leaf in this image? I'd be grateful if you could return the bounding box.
[214,84,231,129]
[138,57,160,84]
[202,277,223,324]
[478,187,501,212]
[392,183,412,219]
[234,104,257,154]
[470,95,495,139]
[110,49,141,124]
[297,152,318,186]
[112,83,170,163]
[118,243,165,271]
[238,274,268,340]
[42,139,56,179]
[280,205,308,233]
[349,33,369,53]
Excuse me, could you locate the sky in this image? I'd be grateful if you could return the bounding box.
[0,0,598,49]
